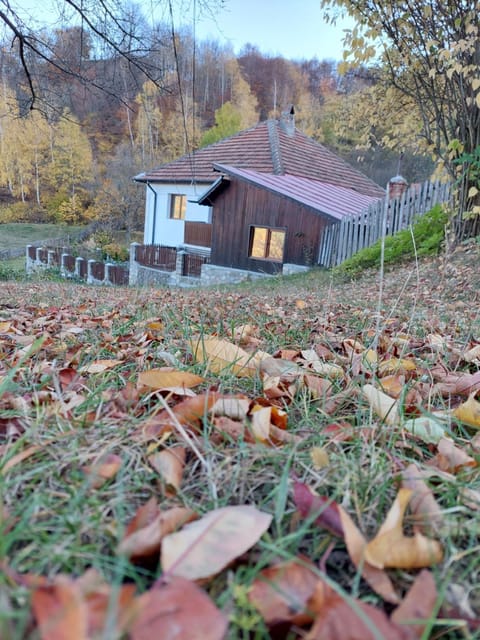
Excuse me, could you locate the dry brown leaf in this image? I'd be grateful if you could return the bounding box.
[378,358,417,377]
[148,447,186,496]
[292,480,399,604]
[391,569,437,637]
[190,335,263,377]
[248,557,328,626]
[364,488,443,569]
[117,506,197,560]
[209,396,251,420]
[401,463,444,535]
[453,392,480,429]
[31,578,88,640]
[161,505,272,580]
[362,384,400,426]
[128,576,228,640]
[137,368,204,391]
[79,359,123,374]
[82,453,122,489]
[306,593,408,640]
[429,437,477,474]
[303,374,332,399]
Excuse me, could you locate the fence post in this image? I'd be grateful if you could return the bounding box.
[129,242,140,286]
[87,259,95,285]
[104,263,113,286]
[61,253,70,277]
[35,247,44,268]
[75,257,86,280]
[176,250,186,277]
[47,250,56,268]
[26,245,34,274]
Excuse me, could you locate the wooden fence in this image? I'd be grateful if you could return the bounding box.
[319,180,452,267]
[135,244,177,271]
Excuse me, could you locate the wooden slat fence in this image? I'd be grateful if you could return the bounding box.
[184,221,212,247]
[182,252,211,277]
[135,244,177,271]
[319,180,452,268]
[109,264,130,285]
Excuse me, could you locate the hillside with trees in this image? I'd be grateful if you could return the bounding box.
[0,1,437,234]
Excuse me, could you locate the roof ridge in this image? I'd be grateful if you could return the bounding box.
[267,120,283,175]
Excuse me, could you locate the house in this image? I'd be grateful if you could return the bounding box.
[134,108,385,283]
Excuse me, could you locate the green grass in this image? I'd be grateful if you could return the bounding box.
[0,244,479,638]
[0,223,86,252]
[335,204,449,278]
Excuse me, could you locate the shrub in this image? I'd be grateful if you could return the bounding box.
[335,204,449,277]
[102,242,129,262]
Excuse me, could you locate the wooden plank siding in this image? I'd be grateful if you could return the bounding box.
[184,221,212,247]
[210,180,330,274]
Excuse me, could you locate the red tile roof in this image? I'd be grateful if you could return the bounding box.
[201,164,382,220]
[134,119,385,199]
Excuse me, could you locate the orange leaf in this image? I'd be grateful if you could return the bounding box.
[364,488,443,569]
[161,505,272,580]
[378,357,417,377]
[129,576,227,640]
[32,579,88,640]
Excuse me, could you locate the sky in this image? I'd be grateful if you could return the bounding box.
[147,0,354,62]
[18,0,353,63]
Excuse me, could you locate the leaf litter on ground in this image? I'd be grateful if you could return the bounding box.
[0,241,479,638]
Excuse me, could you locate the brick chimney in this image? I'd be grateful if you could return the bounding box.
[388,175,408,200]
[279,105,295,136]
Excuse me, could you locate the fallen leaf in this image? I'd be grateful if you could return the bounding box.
[79,359,123,374]
[161,505,272,580]
[428,437,477,474]
[310,446,330,469]
[32,578,88,640]
[453,392,480,428]
[129,576,228,640]
[148,447,186,495]
[364,488,443,569]
[138,368,204,391]
[292,480,399,603]
[401,463,444,535]
[378,357,417,377]
[306,594,408,640]
[362,384,400,425]
[248,557,327,626]
[209,396,251,420]
[117,506,197,560]
[190,335,263,377]
[391,569,437,637]
[82,453,122,489]
[403,415,447,444]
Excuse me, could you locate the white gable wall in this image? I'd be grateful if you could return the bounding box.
[143,182,212,246]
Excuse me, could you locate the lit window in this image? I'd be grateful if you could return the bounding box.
[249,226,285,261]
[170,194,187,219]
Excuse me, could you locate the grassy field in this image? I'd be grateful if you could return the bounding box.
[0,243,479,638]
[0,223,86,252]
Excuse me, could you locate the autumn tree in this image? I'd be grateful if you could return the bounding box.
[322,0,480,226]
[200,101,242,147]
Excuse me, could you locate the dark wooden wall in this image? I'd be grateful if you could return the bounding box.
[210,180,330,274]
